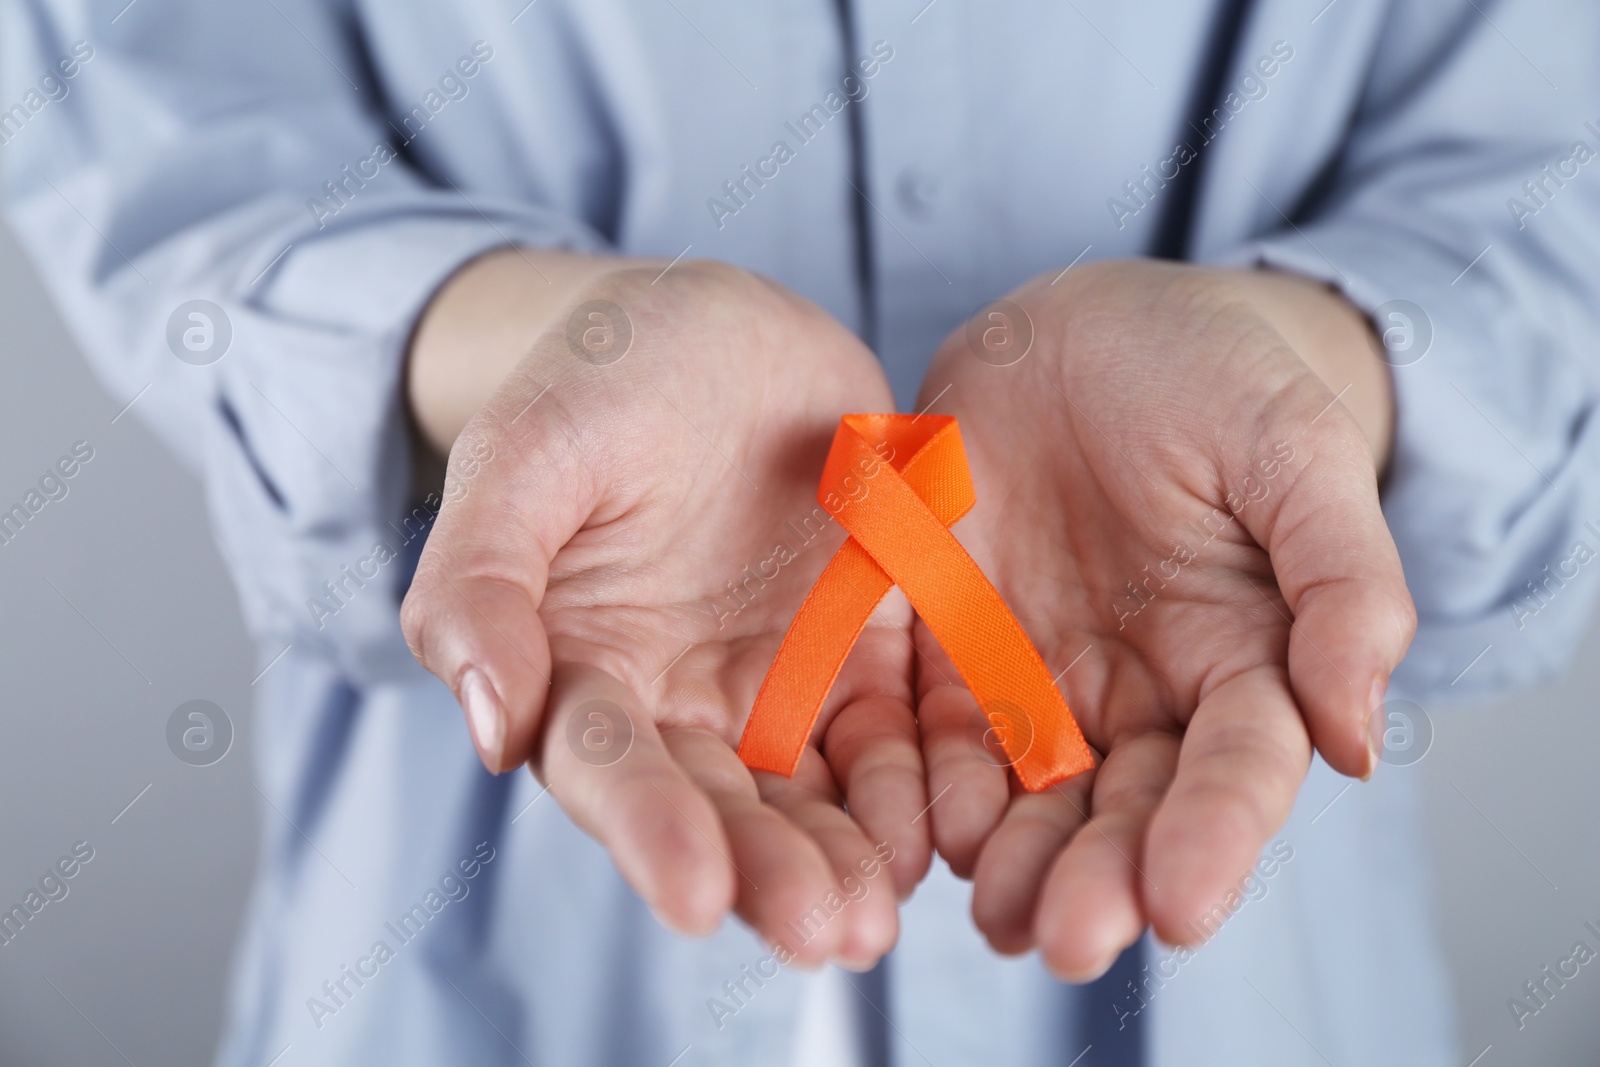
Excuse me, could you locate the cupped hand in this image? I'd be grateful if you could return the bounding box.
[401,261,929,967]
[911,259,1415,979]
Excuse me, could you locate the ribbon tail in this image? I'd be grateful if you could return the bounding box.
[899,544,1096,791]
[737,539,893,776]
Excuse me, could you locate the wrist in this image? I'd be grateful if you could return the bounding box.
[1222,266,1396,477]
[406,247,662,459]
[404,247,664,499]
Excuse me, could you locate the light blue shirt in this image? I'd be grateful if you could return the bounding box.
[6,1,1600,1064]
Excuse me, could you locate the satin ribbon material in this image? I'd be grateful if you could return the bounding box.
[738,414,1095,792]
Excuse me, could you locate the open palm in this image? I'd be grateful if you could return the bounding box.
[911,261,1415,978]
[402,262,928,967]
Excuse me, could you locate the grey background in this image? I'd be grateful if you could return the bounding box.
[0,210,1597,1066]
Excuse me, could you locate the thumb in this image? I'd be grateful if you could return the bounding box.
[1237,421,1417,780]
[401,372,595,773]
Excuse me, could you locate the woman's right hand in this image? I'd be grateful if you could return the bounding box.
[401,256,930,967]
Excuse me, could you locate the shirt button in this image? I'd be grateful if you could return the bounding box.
[896,168,941,215]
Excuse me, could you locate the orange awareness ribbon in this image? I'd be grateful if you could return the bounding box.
[737,414,1096,792]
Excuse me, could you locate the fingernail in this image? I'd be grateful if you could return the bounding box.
[460,667,506,774]
[1363,677,1387,780]
[1048,953,1117,986]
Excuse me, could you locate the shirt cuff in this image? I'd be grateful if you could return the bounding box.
[207,198,606,686]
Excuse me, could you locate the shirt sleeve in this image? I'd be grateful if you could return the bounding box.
[1204,0,1600,702]
[1,1,607,684]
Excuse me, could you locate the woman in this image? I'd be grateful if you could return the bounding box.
[5,1,1597,1064]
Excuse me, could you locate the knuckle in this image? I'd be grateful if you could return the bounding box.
[1391,586,1420,646]
[398,583,436,667]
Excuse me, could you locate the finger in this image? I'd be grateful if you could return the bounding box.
[823,694,930,901]
[1032,732,1177,981]
[918,681,1013,878]
[663,729,848,968]
[756,748,902,970]
[912,615,1014,876]
[969,767,1094,956]
[1142,665,1310,947]
[401,378,596,773]
[1240,423,1417,779]
[542,663,735,937]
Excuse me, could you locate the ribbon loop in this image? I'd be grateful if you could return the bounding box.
[738,414,1095,792]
